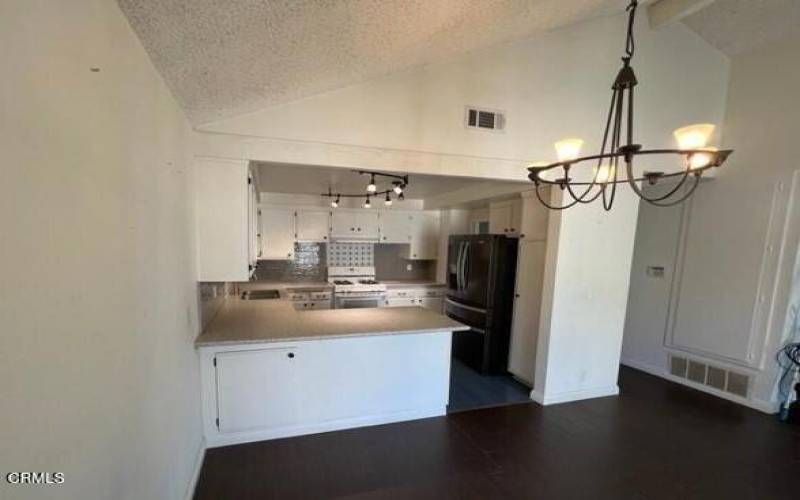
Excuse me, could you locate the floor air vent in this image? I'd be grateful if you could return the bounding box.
[668,354,750,399]
[466,107,505,131]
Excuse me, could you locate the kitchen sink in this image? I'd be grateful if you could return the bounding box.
[241,290,281,300]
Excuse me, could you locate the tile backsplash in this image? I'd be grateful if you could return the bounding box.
[253,242,326,282]
[252,242,436,282]
[375,244,437,281]
[327,242,374,267]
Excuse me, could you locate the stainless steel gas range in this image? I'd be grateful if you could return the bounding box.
[327,266,388,309]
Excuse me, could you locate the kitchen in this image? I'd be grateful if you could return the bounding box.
[195,160,550,446]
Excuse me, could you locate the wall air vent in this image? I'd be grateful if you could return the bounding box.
[668,354,751,399]
[465,107,505,132]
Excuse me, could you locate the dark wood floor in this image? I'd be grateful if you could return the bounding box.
[448,358,531,413]
[194,367,800,499]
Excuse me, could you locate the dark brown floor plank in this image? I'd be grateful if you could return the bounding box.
[194,367,799,500]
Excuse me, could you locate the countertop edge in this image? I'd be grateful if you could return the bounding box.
[196,324,470,348]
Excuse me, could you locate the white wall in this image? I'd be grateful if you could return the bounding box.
[621,32,800,412]
[533,189,640,404]
[0,1,202,499]
[193,12,729,182]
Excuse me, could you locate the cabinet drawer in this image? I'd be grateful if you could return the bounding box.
[310,291,331,300]
[287,292,309,301]
[387,289,415,298]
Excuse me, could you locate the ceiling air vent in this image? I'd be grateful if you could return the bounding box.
[466,107,505,132]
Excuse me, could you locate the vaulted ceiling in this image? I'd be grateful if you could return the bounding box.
[117,0,624,124]
[683,0,800,56]
[118,0,800,125]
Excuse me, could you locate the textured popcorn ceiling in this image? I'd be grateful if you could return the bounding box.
[117,0,624,124]
[683,0,800,56]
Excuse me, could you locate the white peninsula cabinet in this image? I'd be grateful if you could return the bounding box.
[199,331,455,447]
[194,157,258,281]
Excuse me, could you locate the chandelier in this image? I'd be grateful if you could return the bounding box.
[322,170,408,208]
[528,0,733,211]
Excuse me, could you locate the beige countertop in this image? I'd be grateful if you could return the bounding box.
[195,299,468,347]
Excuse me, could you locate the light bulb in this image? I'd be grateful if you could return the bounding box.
[331,195,340,208]
[367,175,377,193]
[688,147,718,170]
[554,138,584,162]
[592,164,615,183]
[384,194,392,206]
[674,123,715,150]
[364,196,371,209]
[393,183,403,195]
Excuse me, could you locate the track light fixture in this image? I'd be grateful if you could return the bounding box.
[323,171,409,208]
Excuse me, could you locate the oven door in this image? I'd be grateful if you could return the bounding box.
[335,294,384,309]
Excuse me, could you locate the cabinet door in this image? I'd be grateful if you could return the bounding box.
[261,207,295,260]
[380,211,411,243]
[409,211,440,260]
[330,211,355,238]
[248,174,259,269]
[489,203,512,234]
[519,195,549,241]
[507,240,547,385]
[215,348,300,433]
[296,210,330,242]
[508,200,522,236]
[355,211,380,239]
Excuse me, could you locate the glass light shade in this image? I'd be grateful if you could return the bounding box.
[384,199,392,206]
[674,123,715,150]
[364,197,371,208]
[592,164,616,183]
[554,138,584,162]
[393,184,403,195]
[331,200,338,208]
[367,183,377,193]
[689,147,718,170]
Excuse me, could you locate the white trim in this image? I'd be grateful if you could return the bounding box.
[206,406,445,448]
[529,385,619,406]
[619,357,779,414]
[183,438,206,500]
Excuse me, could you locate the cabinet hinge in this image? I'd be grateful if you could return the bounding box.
[213,357,217,367]
[215,417,219,429]
[248,177,252,185]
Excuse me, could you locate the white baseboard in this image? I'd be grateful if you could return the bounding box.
[183,437,206,500]
[619,357,779,414]
[206,406,446,448]
[530,384,619,406]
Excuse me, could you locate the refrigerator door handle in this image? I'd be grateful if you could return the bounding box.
[457,241,466,291]
[445,298,487,314]
[463,242,470,290]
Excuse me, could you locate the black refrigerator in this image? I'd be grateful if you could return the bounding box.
[445,234,518,374]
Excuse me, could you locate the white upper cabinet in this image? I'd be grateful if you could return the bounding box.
[489,199,522,236]
[519,193,549,241]
[195,157,256,281]
[261,207,295,260]
[330,210,379,240]
[295,210,330,242]
[409,211,440,260]
[380,211,412,243]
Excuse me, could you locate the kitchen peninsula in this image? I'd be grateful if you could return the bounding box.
[196,297,468,447]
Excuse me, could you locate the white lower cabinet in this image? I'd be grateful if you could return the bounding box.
[200,332,453,447]
[384,297,416,308]
[383,288,444,312]
[215,348,300,433]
